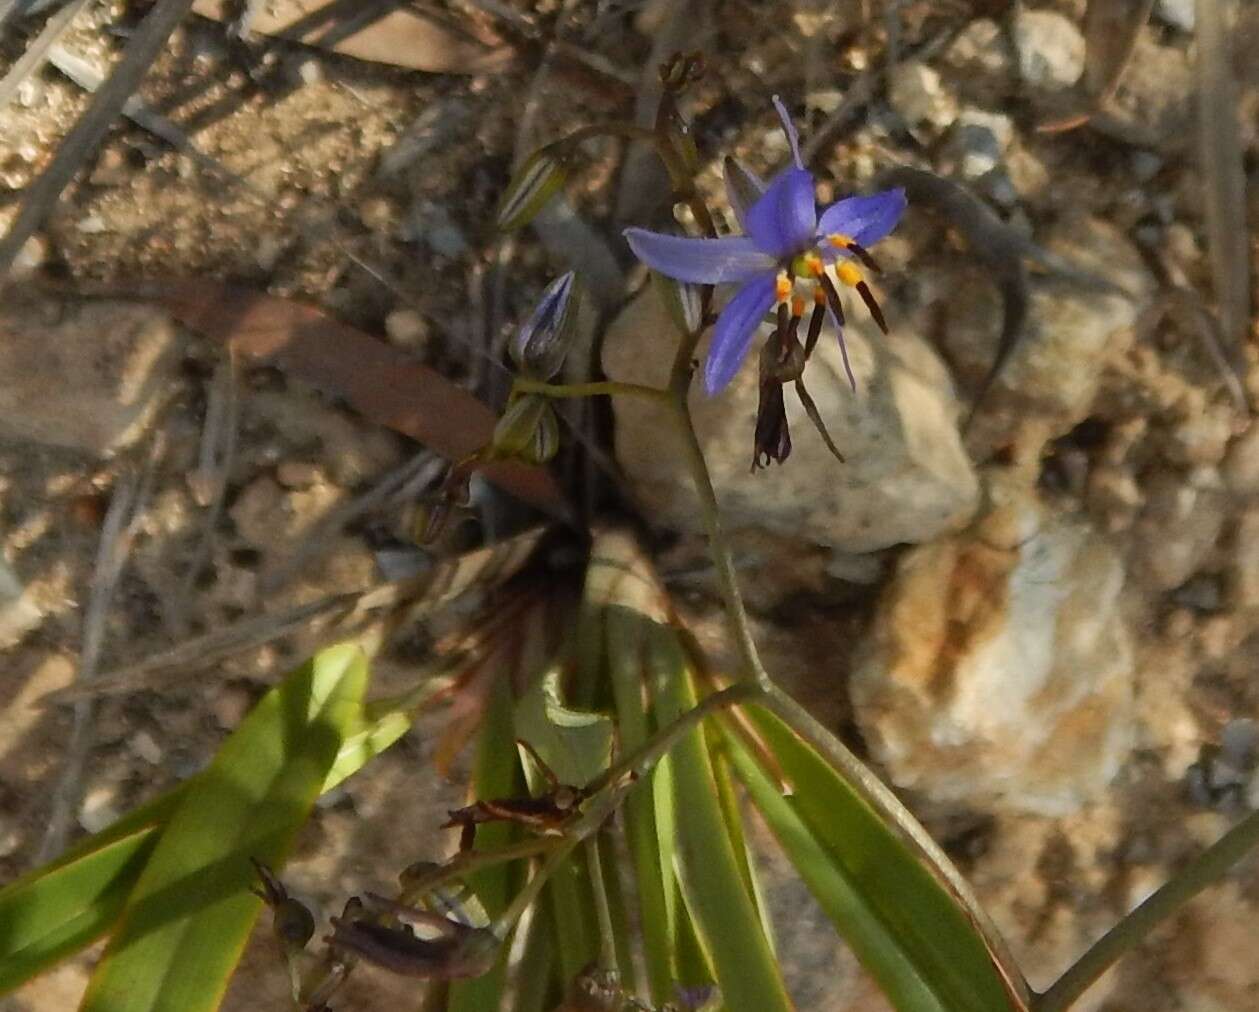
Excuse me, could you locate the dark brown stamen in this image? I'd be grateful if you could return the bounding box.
[795,379,846,464]
[856,281,888,334]
[819,273,846,328]
[804,302,826,359]
[847,241,882,274]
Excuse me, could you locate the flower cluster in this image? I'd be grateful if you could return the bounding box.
[625,97,906,466]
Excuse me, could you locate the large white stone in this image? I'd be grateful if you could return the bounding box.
[603,283,980,553]
[850,478,1135,815]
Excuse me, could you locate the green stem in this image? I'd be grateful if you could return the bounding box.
[664,396,771,691]
[513,378,666,403]
[398,837,558,907]
[585,681,761,794]
[494,842,579,941]
[585,836,618,972]
[1037,808,1259,1012]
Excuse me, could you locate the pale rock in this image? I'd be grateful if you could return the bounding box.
[79,784,123,834]
[1223,423,1259,496]
[1086,464,1143,533]
[944,18,1010,77]
[1013,10,1085,91]
[129,729,164,765]
[603,285,979,553]
[1165,396,1234,466]
[12,234,48,276]
[943,216,1153,450]
[384,307,430,352]
[1102,35,1194,152]
[850,478,1134,815]
[0,295,181,456]
[1154,0,1194,32]
[228,474,340,548]
[887,61,957,131]
[941,108,1014,180]
[1132,470,1227,591]
[1230,507,1259,608]
[0,556,44,649]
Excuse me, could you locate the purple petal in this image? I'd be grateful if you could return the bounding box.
[744,168,818,258]
[772,94,803,169]
[827,304,857,392]
[817,188,907,248]
[624,229,774,284]
[704,273,777,395]
[722,157,766,231]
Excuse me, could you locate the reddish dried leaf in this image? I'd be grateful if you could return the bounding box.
[152,281,569,519]
[191,0,515,75]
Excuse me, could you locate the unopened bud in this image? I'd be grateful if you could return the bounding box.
[509,271,581,380]
[492,396,560,464]
[250,859,315,953]
[497,144,570,232]
[654,271,703,336]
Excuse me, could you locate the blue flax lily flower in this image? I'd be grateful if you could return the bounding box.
[624,97,907,396]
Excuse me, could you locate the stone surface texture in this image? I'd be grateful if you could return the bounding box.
[850,477,1135,815]
[604,284,980,553]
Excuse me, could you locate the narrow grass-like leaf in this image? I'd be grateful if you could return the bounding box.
[448,675,519,1012]
[0,827,156,993]
[79,644,369,1012]
[510,909,557,1012]
[515,667,613,788]
[545,850,599,984]
[0,657,418,998]
[709,743,776,955]
[606,607,675,1002]
[651,629,792,1012]
[741,704,1025,1012]
[723,727,949,1012]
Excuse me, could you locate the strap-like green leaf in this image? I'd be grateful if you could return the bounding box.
[651,628,793,1012]
[739,704,1025,1012]
[78,643,369,1012]
[0,658,420,999]
[514,667,613,789]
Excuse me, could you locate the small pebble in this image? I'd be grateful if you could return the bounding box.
[1221,719,1259,768]
[295,57,324,86]
[384,308,430,351]
[1013,10,1085,90]
[12,234,48,277]
[887,61,957,131]
[1223,424,1259,496]
[275,460,323,489]
[211,682,255,730]
[130,729,163,766]
[1154,0,1194,32]
[79,785,122,834]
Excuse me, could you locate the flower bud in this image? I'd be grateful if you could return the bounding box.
[509,271,581,380]
[496,143,570,233]
[491,395,560,464]
[653,271,703,336]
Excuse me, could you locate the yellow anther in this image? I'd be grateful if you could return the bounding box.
[775,272,792,302]
[803,253,825,277]
[791,295,806,317]
[836,261,862,288]
[827,233,855,249]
